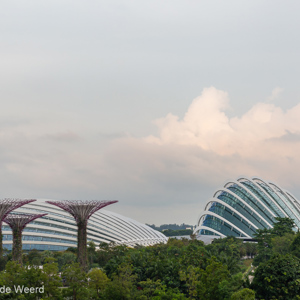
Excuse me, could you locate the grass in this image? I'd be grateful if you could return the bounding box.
[243,259,253,268]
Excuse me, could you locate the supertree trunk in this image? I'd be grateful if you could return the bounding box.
[12,228,22,265]
[77,220,88,272]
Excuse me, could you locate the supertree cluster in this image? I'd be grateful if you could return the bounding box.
[0,198,118,271]
[46,200,118,271]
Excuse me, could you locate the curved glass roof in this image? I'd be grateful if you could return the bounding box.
[195,177,300,238]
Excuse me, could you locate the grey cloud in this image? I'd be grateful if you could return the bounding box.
[40,132,81,143]
[266,130,300,143]
[2,2,300,224]
[97,131,129,140]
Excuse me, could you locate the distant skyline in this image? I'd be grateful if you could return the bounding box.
[1,1,300,225]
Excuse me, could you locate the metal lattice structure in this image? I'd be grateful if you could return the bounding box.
[4,213,47,264]
[0,199,36,257]
[46,200,118,271]
[194,177,300,238]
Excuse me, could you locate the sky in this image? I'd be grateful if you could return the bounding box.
[1,1,300,225]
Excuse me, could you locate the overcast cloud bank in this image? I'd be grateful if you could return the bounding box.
[0,87,300,224]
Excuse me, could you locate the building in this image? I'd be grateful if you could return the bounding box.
[194,177,300,238]
[2,199,167,251]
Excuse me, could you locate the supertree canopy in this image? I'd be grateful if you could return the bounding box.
[46,200,118,271]
[0,199,36,257]
[4,213,47,265]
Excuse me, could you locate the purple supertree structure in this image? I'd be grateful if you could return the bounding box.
[0,199,36,257]
[46,200,118,271]
[3,213,47,265]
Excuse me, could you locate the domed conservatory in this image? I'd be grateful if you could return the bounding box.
[2,199,167,251]
[194,177,300,238]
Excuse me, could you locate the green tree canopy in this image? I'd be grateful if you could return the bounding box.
[252,254,300,300]
[272,217,295,237]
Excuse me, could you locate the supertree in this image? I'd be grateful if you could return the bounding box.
[0,199,36,257]
[3,213,47,265]
[46,200,118,271]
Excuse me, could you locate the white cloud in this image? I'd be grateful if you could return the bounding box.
[267,87,284,102]
[145,87,300,159]
[146,87,232,152]
[1,87,300,224]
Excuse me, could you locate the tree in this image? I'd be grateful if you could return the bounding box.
[218,272,244,299]
[27,249,42,265]
[290,231,300,258]
[137,279,188,300]
[88,241,98,268]
[40,257,62,299]
[41,250,54,264]
[253,217,296,266]
[243,242,257,258]
[230,288,255,300]
[252,254,300,300]
[0,261,46,300]
[253,228,273,266]
[197,258,230,300]
[179,265,201,298]
[98,242,129,269]
[103,263,138,299]
[88,268,110,298]
[272,217,295,237]
[271,233,294,255]
[55,251,77,271]
[62,262,89,300]
[162,229,193,237]
[1,261,25,295]
[22,265,44,300]
[137,279,165,299]
[151,287,188,300]
[206,237,243,261]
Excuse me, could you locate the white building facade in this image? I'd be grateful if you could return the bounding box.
[3,199,167,251]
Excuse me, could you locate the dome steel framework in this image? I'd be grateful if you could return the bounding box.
[194,177,300,238]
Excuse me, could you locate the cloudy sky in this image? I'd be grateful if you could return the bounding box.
[1,1,300,225]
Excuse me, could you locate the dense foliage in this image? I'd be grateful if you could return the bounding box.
[252,254,300,300]
[0,237,251,299]
[147,223,193,231]
[162,229,193,236]
[0,217,299,299]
